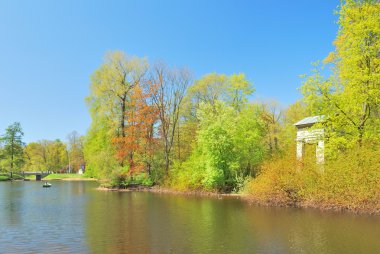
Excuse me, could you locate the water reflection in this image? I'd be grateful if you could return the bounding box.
[0,182,25,226]
[242,206,380,253]
[1,182,380,254]
[85,191,380,254]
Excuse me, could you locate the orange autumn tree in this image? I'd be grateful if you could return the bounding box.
[113,82,158,175]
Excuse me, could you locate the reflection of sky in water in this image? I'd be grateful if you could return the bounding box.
[1,181,380,254]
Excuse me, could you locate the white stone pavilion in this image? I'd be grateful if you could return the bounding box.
[294,116,325,164]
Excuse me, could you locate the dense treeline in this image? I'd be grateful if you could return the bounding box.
[80,53,311,191]
[247,0,380,212]
[84,0,380,212]
[0,124,85,173]
[84,51,307,190]
[1,0,378,212]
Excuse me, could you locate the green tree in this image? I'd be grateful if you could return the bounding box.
[186,73,254,114]
[176,101,265,191]
[187,73,228,110]
[1,122,25,171]
[84,111,118,179]
[87,51,148,167]
[23,140,67,172]
[227,73,255,112]
[177,72,254,163]
[66,131,85,172]
[300,0,380,152]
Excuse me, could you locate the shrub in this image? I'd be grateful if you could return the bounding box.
[0,175,10,181]
[12,173,24,180]
[167,159,206,191]
[108,169,155,188]
[245,146,380,211]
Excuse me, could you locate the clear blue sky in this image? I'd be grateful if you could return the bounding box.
[0,0,339,143]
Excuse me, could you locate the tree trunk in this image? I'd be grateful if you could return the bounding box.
[119,95,127,167]
[121,97,126,138]
[10,139,14,170]
[164,143,170,174]
[177,121,181,161]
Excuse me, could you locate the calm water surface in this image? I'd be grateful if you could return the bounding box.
[0,181,379,254]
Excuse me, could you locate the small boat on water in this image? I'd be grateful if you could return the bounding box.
[43,182,52,188]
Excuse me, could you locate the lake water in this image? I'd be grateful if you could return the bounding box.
[0,181,379,254]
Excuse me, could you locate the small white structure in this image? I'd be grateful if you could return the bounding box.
[294,116,324,164]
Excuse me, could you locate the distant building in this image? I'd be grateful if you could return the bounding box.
[78,165,85,175]
[294,116,325,164]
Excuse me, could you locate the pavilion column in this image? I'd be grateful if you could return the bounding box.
[316,140,324,164]
[296,141,303,161]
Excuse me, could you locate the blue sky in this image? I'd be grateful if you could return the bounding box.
[0,0,339,143]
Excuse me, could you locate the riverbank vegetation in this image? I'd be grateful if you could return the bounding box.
[1,0,379,213]
[0,175,10,181]
[245,147,380,212]
[0,125,86,176]
[246,0,380,213]
[82,0,380,213]
[42,173,93,180]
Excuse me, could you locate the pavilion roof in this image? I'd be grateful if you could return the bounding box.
[294,115,324,128]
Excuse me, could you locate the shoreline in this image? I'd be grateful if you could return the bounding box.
[0,178,97,181]
[57,178,97,181]
[97,185,380,216]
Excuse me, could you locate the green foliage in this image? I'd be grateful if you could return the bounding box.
[197,102,236,189]
[227,73,255,111]
[11,173,24,180]
[87,51,148,128]
[83,1,380,214]
[300,1,380,152]
[270,100,310,155]
[109,171,154,188]
[169,101,265,192]
[0,175,10,181]
[167,158,207,191]
[245,1,380,212]
[84,51,265,192]
[85,51,153,178]
[23,140,67,172]
[245,146,380,211]
[0,122,25,171]
[43,173,91,180]
[186,72,254,112]
[0,173,23,181]
[84,116,118,179]
[66,131,85,172]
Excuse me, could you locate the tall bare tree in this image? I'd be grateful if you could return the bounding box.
[151,63,191,173]
[259,100,283,155]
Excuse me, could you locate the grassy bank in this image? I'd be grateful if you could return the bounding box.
[43,173,96,181]
[0,173,25,181]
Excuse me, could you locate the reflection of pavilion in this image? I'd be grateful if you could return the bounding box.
[294,116,324,164]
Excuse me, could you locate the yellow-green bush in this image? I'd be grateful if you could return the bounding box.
[166,159,206,191]
[245,146,380,212]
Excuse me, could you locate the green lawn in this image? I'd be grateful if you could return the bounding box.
[43,173,92,180]
[0,174,23,181]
